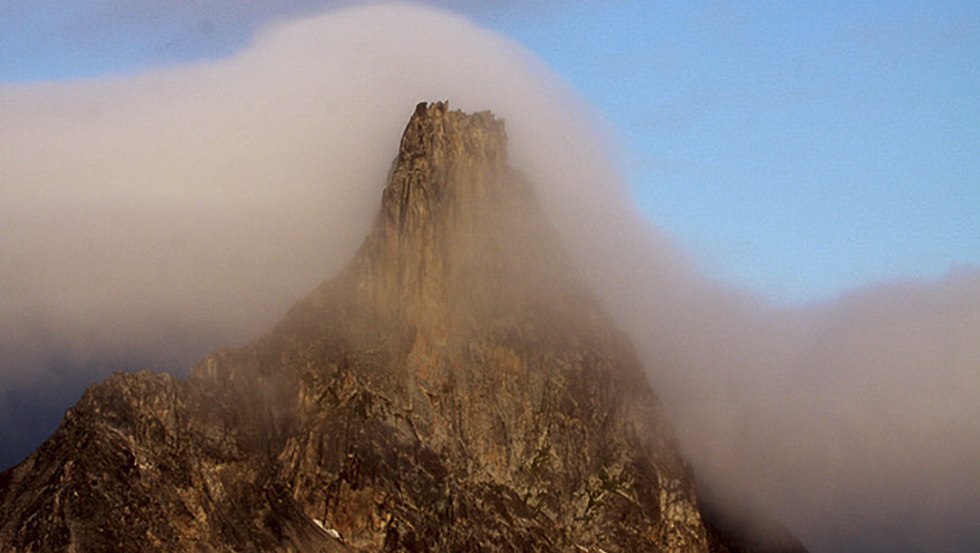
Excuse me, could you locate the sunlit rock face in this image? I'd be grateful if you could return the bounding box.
[0,103,805,552]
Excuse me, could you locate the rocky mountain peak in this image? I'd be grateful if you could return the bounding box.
[0,103,807,553]
[381,101,507,238]
[335,101,587,343]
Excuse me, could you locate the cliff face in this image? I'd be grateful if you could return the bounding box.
[0,102,804,553]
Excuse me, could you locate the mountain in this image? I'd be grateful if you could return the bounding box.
[0,102,806,552]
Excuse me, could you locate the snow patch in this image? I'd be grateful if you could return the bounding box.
[312,518,342,541]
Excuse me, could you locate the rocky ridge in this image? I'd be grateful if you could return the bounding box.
[0,102,806,553]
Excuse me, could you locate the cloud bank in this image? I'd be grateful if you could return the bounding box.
[2,4,977,552]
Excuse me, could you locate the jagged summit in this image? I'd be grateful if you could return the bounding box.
[381,101,508,242]
[358,100,523,329]
[384,101,506,215]
[301,100,598,343]
[375,101,511,293]
[0,103,806,553]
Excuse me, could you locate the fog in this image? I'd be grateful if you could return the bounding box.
[1,5,978,552]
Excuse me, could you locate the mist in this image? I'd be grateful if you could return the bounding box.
[1,4,978,552]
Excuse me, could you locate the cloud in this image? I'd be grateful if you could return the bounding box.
[650,271,980,552]
[2,4,978,552]
[0,0,567,82]
[0,0,621,458]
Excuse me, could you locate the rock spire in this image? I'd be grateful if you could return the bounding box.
[0,102,807,553]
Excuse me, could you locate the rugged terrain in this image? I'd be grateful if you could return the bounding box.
[0,102,806,553]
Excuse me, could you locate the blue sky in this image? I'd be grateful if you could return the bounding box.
[2,0,978,303]
[489,1,980,303]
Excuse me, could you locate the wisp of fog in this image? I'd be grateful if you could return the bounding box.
[1,4,977,552]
